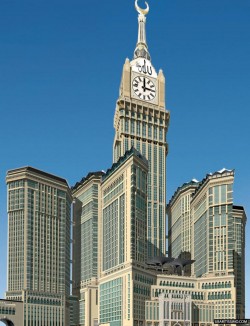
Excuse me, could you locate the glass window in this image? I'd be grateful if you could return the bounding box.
[221,185,227,203]
[214,186,219,204]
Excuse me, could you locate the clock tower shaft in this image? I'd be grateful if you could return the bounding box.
[113,1,170,258]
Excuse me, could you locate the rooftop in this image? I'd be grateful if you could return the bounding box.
[102,147,148,182]
[71,171,105,191]
[168,168,234,207]
[7,166,68,185]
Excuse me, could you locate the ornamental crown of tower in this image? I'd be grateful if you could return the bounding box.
[134,0,151,61]
[117,0,166,108]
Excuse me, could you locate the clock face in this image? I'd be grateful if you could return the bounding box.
[132,76,156,101]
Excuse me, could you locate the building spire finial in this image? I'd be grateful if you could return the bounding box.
[135,0,149,16]
[134,0,151,61]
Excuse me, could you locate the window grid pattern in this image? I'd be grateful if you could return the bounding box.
[99,278,122,324]
[113,102,168,259]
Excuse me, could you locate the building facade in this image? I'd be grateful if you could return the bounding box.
[72,171,104,326]
[5,166,72,326]
[145,271,240,326]
[166,169,247,321]
[99,148,156,326]
[167,180,200,264]
[113,0,170,258]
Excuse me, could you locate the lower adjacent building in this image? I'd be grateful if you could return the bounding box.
[72,171,104,326]
[167,169,247,322]
[0,299,23,326]
[145,273,236,325]
[98,148,156,326]
[5,167,72,326]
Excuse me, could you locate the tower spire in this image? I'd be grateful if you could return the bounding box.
[134,0,151,61]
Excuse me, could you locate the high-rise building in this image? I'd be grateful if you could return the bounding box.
[167,180,199,263]
[5,166,72,326]
[167,169,247,320]
[72,171,104,326]
[99,147,156,326]
[113,0,170,258]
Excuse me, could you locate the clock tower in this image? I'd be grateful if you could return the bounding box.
[113,0,170,258]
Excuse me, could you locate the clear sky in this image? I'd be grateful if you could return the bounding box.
[0,0,249,317]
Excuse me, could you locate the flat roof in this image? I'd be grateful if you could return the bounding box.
[7,166,68,185]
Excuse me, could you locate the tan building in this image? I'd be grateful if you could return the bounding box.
[166,169,247,322]
[113,0,170,258]
[0,299,23,326]
[72,171,104,326]
[167,180,200,267]
[5,167,72,326]
[145,272,239,326]
[99,148,156,326]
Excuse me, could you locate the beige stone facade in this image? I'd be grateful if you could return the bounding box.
[6,167,72,326]
[0,299,23,326]
[99,148,156,326]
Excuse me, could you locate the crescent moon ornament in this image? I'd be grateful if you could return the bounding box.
[135,0,149,16]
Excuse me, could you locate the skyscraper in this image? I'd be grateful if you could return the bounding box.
[167,169,247,319]
[99,148,155,326]
[6,166,72,326]
[72,171,104,326]
[113,0,170,258]
[167,180,199,263]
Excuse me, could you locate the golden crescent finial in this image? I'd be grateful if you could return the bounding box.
[135,0,149,16]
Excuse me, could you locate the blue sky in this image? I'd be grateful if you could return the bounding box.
[0,0,249,317]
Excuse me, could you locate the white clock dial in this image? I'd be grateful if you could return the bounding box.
[132,76,156,101]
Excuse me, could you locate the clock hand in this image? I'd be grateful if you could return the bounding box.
[144,87,155,92]
[143,77,146,91]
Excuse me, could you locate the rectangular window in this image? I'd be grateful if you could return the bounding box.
[137,122,141,136]
[154,126,158,140]
[142,123,146,137]
[148,125,152,138]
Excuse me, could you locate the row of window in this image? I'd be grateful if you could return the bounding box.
[120,108,166,125]
[202,281,231,289]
